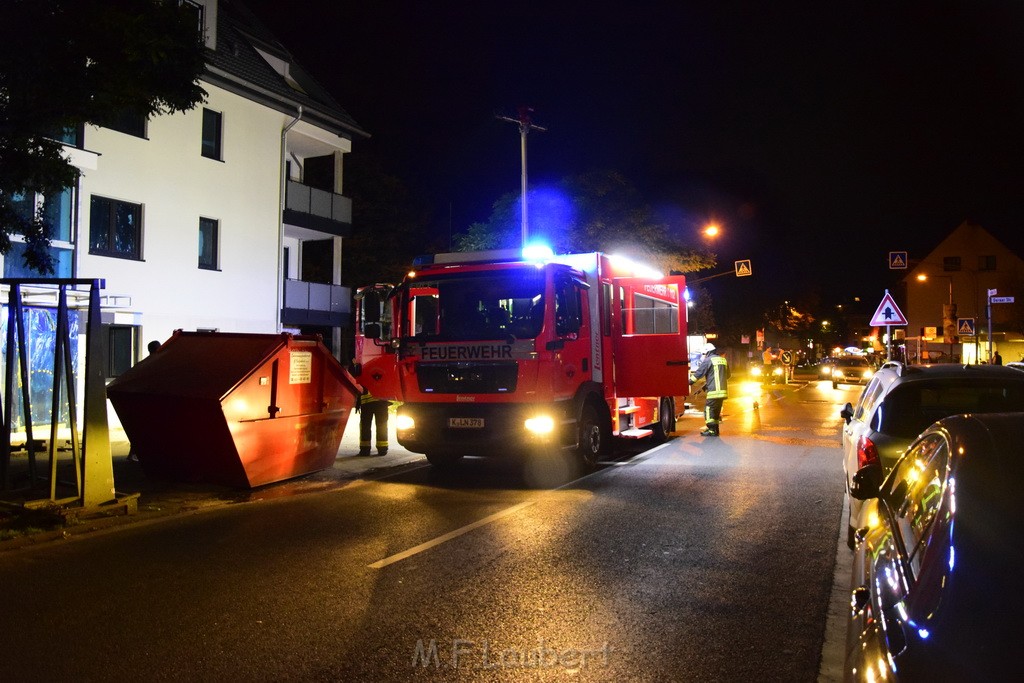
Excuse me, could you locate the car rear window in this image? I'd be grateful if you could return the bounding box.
[875,380,1024,438]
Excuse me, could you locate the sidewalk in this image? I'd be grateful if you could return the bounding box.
[0,411,423,548]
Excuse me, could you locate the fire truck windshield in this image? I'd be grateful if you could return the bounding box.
[403,268,545,341]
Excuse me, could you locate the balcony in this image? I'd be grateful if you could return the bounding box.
[283,180,353,237]
[281,279,351,327]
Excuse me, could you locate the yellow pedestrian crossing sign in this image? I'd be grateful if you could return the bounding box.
[734,259,752,277]
[889,251,908,269]
[957,318,976,336]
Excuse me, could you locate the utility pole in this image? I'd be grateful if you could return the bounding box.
[496,106,546,247]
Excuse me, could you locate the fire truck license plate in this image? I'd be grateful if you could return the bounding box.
[449,417,484,428]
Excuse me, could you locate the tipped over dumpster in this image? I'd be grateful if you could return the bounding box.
[107,331,362,488]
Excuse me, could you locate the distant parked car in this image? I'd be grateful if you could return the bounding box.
[839,361,1024,548]
[845,413,1024,681]
[830,356,873,389]
[1007,360,1024,372]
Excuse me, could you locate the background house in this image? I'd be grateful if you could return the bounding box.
[902,221,1024,364]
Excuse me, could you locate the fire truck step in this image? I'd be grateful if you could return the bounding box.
[618,406,640,415]
[618,428,653,439]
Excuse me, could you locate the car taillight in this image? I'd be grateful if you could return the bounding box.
[857,435,880,469]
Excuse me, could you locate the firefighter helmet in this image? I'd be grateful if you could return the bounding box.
[701,342,716,354]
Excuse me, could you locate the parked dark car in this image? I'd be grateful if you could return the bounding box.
[844,412,1024,681]
[840,361,1024,548]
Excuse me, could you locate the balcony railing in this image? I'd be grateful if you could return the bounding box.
[285,180,352,226]
[281,279,350,327]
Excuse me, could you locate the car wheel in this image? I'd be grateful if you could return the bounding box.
[425,451,463,469]
[652,398,673,442]
[577,404,609,469]
[847,523,856,550]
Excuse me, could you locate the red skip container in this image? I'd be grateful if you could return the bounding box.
[108,331,361,488]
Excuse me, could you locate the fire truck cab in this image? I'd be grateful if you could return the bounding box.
[354,247,690,468]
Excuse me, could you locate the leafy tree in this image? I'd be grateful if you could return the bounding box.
[764,299,816,334]
[0,0,207,273]
[453,170,717,275]
[341,152,437,287]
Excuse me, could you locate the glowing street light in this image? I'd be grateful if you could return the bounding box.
[703,223,720,239]
[917,272,955,360]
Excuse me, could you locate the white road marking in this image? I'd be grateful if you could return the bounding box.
[367,501,534,569]
[367,440,676,569]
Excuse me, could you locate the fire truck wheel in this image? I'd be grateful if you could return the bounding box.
[653,398,673,442]
[577,404,609,468]
[425,452,463,469]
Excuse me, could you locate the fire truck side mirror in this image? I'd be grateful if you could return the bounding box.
[363,322,382,340]
[362,294,381,324]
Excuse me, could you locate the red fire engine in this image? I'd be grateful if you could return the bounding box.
[353,247,689,468]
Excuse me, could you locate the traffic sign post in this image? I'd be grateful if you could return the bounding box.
[987,290,1014,362]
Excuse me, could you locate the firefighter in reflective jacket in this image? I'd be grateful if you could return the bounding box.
[358,389,391,456]
[689,342,729,437]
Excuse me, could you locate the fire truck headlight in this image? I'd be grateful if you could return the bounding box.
[395,415,415,431]
[524,415,555,435]
[750,366,763,377]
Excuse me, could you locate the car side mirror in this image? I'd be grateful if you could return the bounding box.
[840,402,854,424]
[849,462,883,500]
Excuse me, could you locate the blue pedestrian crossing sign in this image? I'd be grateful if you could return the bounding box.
[957,318,976,336]
[869,290,908,326]
[889,251,908,269]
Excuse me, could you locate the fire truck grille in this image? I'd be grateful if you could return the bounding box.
[416,362,519,394]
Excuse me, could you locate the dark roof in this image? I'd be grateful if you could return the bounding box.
[203,0,369,140]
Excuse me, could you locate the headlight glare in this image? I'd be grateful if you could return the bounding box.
[524,415,555,435]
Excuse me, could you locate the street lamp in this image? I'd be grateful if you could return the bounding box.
[703,223,720,239]
[916,273,955,361]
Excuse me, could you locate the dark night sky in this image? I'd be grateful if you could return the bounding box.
[245,0,1024,313]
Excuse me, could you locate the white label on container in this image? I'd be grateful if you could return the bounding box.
[289,351,312,384]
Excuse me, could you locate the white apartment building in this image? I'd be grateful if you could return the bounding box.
[3,0,367,373]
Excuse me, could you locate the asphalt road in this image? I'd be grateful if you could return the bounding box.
[0,378,855,681]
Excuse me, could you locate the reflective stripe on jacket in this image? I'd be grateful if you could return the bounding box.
[689,353,729,399]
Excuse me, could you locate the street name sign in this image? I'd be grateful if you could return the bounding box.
[991,296,1015,303]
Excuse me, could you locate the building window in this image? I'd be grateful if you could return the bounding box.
[90,196,142,259]
[942,256,961,272]
[2,188,75,277]
[105,324,139,377]
[202,108,223,160]
[99,110,147,138]
[978,255,997,271]
[198,217,219,269]
[182,0,205,36]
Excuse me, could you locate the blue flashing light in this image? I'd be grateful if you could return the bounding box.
[522,244,554,262]
[412,254,435,266]
[684,286,692,302]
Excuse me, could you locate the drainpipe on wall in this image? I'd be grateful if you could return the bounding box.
[277,106,303,332]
